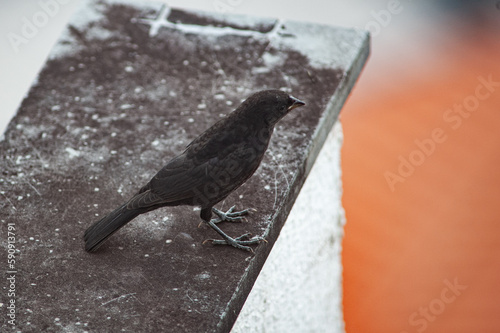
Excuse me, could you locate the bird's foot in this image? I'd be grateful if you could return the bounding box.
[209,233,264,252]
[210,206,255,224]
[204,220,265,252]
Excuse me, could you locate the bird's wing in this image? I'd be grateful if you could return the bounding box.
[126,154,196,209]
[127,142,258,210]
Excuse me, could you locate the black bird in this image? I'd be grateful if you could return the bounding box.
[84,89,305,252]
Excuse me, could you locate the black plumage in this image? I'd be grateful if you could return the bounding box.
[84,89,305,252]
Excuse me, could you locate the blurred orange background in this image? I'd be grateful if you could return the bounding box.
[341,2,500,332]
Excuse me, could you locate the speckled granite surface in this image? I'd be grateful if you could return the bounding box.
[0,1,368,331]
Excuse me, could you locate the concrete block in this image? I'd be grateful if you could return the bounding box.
[0,1,368,331]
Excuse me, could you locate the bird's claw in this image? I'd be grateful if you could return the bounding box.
[204,208,262,252]
[210,205,254,224]
[205,233,265,252]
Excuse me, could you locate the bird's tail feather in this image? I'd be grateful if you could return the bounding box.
[84,203,141,252]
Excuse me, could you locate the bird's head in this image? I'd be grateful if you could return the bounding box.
[238,89,305,127]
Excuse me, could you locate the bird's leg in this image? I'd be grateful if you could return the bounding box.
[205,219,263,252]
[210,205,252,224]
[200,206,263,251]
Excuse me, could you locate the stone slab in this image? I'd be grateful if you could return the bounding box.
[0,1,369,332]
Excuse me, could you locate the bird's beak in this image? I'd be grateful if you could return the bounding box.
[288,96,306,111]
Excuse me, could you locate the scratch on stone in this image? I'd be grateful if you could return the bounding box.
[267,149,291,210]
[24,137,50,170]
[139,272,154,290]
[25,180,42,196]
[1,191,17,211]
[181,257,195,275]
[59,197,79,222]
[272,170,279,210]
[133,5,292,39]
[268,149,290,189]
[132,4,171,37]
[100,293,136,307]
[211,51,227,80]
[185,290,194,303]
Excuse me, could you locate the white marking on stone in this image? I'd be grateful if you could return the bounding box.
[65,147,81,158]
